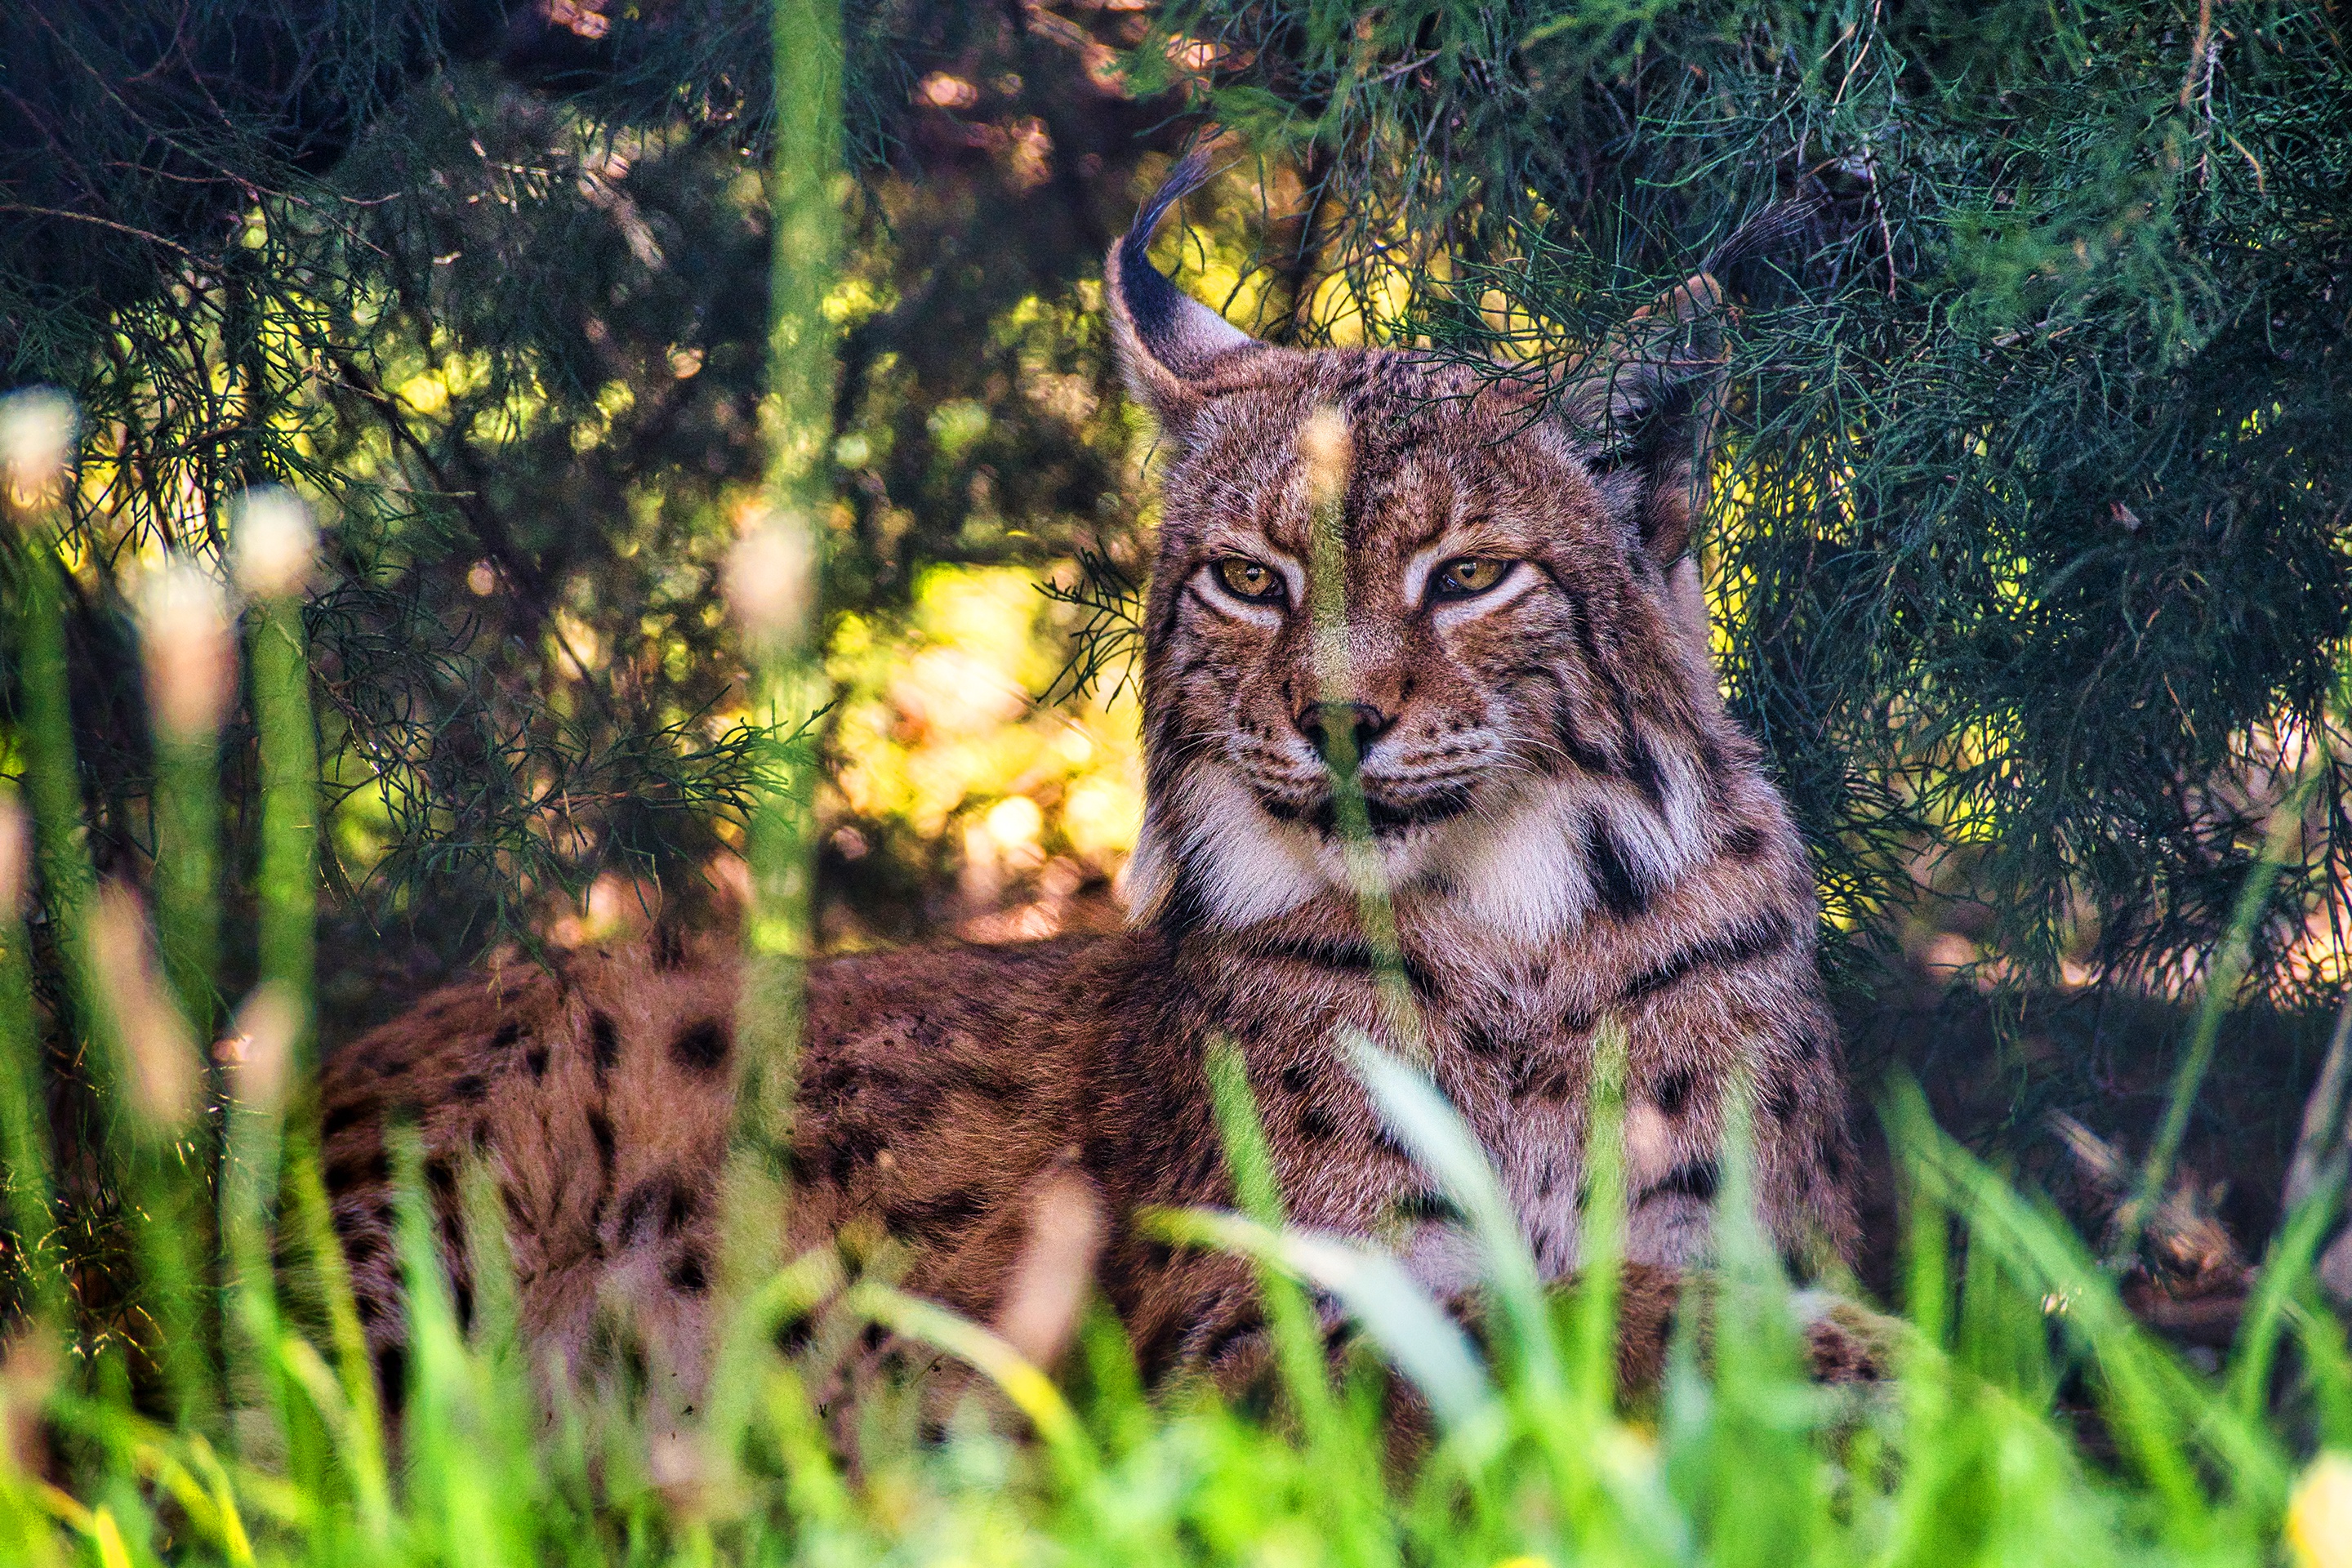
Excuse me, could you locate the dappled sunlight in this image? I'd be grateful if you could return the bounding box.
[820,563,1143,947]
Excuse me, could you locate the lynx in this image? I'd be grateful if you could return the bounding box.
[318,156,1864,1415]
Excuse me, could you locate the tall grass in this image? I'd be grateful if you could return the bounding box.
[2,1,2351,1559]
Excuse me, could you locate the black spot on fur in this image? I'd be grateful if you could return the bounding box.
[374,1344,408,1397]
[669,1019,729,1075]
[1723,822,1766,859]
[453,1275,475,1332]
[1765,1077,1799,1123]
[1245,932,1440,999]
[452,1073,488,1104]
[586,1107,615,1172]
[492,1021,522,1050]
[1625,737,1668,811]
[1552,697,1628,779]
[1155,871,1214,941]
[619,1173,700,1242]
[327,1148,391,1189]
[1655,1069,1694,1118]
[1462,1020,1512,1058]
[1648,1160,1720,1205]
[1279,1062,1313,1095]
[1298,1105,1339,1142]
[589,1013,619,1075]
[1200,1309,1264,1366]
[1395,1190,1464,1224]
[960,1061,1034,1105]
[501,1183,528,1225]
[525,1045,549,1079]
[424,1157,457,1197]
[1517,1058,1578,1101]
[666,1249,710,1294]
[1821,1140,1848,1182]
[776,1316,815,1356]
[617,1177,670,1241]
[1619,913,1796,1004]
[322,1098,374,1138]
[1584,816,1650,918]
[883,1187,988,1237]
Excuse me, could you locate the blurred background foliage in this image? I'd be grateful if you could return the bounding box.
[2,0,2349,1276]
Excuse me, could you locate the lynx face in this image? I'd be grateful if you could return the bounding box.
[1115,175,1736,948]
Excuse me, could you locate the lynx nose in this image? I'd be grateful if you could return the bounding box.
[1298,701,1394,765]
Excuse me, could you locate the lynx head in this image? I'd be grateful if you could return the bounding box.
[1111,156,1778,948]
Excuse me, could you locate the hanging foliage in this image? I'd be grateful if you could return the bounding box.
[1134,0,2352,1000]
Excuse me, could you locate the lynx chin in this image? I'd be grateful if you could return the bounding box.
[318,153,1867,1423]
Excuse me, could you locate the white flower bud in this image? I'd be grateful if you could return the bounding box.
[89,884,200,1134]
[0,799,24,918]
[992,1168,1105,1370]
[137,557,236,742]
[231,486,318,599]
[0,388,77,515]
[726,516,817,648]
[219,982,300,1114]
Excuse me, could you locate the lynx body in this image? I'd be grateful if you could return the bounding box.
[319,160,1860,1407]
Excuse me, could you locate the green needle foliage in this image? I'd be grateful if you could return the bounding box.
[2,0,1189,1002]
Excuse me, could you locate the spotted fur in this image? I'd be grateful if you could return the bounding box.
[319,157,1862,1416]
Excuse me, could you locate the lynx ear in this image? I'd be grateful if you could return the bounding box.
[1557,273,1731,563]
[1106,150,1258,440]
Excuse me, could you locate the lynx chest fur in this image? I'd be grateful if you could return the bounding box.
[320,162,1859,1401]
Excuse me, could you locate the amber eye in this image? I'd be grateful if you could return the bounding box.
[1213,557,1285,602]
[1433,557,1510,598]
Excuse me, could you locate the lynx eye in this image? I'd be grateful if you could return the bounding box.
[1213,557,1285,602]
[1432,557,1511,598]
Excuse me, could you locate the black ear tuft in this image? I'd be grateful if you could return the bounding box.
[1559,274,1731,562]
[1702,195,1833,294]
[1104,144,1258,427]
[1118,148,1218,366]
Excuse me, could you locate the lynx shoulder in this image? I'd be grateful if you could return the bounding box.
[321,155,1861,1409]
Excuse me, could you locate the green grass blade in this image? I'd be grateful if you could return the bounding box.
[1146,1205,1496,1435]
[1343,1029,1564,1414]
[0,799,61,1323]
[233,488,320,1076]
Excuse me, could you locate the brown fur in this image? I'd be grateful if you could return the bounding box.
[319,158,1864,1414]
